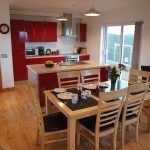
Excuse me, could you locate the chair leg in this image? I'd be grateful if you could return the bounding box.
[121,125,125,148]
[77,131,81,146]
[113,132,117,150]
[136,122,139,142]
[95,136,99,150]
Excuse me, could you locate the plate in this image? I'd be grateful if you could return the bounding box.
[54,88,66,93]
[99,82,108,88]
[83,83,97,90]
[57,92,73,99]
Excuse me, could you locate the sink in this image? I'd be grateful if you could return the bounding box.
[59,61,88,66]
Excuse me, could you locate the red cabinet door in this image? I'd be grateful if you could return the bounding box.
[100,67,109,82]
[45,22,57,42]
[10,20,27,81]
[10,20,26,43]
[24,21,35,42]
[80,24,87,42]
[79,55,90,61]
[34,21,45,42]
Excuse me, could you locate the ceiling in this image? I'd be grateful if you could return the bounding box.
[0,0,149,15]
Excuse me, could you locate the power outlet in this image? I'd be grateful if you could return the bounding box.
[1,54,7,58]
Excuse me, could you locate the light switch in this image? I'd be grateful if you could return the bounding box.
[1,54,7,58]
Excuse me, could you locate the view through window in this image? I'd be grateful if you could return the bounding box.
[101,24,135,69]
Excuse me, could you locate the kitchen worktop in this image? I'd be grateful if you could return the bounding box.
[26,53,89,59]
[27,60,109,74]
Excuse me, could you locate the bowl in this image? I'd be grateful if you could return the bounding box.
[45,63,54,68]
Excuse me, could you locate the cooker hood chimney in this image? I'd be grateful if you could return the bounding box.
[61,13,76,37]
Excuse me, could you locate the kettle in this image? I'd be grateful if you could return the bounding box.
[46,49,51,55]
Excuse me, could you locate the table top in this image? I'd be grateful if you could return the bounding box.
[44,80,128,118]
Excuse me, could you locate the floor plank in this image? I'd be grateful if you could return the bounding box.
[0,83,150,150]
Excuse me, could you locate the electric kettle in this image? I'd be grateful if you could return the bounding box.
[46,49,51,55]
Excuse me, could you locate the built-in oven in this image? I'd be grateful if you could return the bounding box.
[66,55,79,62]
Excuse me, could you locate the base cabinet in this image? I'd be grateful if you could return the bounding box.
[79,55,90,61]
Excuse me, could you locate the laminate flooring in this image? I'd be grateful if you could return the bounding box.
[0,84,150,150]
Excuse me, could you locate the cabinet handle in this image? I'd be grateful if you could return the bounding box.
[34,75,37,80]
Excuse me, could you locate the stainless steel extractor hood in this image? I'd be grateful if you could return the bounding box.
[61,13,76,37]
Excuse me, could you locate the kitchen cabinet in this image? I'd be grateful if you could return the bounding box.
[24,21,57,42]
[101,67,109,81]
[45,22,57,42]
[10,20,27,81]
[77,23,87,42]
[79,55,90,61]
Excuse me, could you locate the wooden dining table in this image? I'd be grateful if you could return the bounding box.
[44,80,150,150]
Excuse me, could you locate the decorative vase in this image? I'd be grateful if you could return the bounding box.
[111,78,117,91]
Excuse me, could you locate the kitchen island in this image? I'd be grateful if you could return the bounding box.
[27,60,109,109]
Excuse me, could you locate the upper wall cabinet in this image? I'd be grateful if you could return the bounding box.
[24,21,57,42]
[76,23,87,42]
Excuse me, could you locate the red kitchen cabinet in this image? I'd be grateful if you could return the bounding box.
[100,67,109,82]
[24,21,35,42]
[77,23,87,42]
[10,20,26,43]
[10,20,27,81]
[34,21,45,42]
[79,55,90,61]
[45,22,57,42]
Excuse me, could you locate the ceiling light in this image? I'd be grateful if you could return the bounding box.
[85,0,100,17]
[56,15,68,21]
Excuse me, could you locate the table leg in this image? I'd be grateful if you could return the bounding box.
[45,95,51,115]
[67,118,76,150]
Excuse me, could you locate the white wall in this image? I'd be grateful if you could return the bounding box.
[86,3,150,67]
[0,2,14,88]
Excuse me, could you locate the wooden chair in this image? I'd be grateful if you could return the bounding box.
[77,88,128,150]
[29,83,67,150]
[57,71,80,88]
[129,68,150,84]
[120,82,150,148]
[81,69,101,84]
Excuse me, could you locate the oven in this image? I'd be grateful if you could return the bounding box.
[66,55,79,62]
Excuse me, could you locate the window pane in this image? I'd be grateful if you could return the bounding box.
[106,26,121,66]
[121,25,135,69]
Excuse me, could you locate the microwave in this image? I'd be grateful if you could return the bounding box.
[26,48,35,56]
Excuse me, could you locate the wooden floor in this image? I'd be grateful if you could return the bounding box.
[0,84,150,150]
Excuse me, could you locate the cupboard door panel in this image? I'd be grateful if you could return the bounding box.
[24,21,35,42]
[80,24,87,42]
[45,22,57,42]
[79,55,90,61]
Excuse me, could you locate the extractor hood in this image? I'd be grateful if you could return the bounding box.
[61,13,77,37]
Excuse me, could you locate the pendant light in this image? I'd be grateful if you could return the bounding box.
[85,0,100,16]
[56,14,68,21]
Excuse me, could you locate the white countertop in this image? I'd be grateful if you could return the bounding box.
[27,60,109,75]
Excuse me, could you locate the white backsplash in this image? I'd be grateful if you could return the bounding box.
[25,36,86,54]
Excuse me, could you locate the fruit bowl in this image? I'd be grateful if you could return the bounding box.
[45,63,54,68]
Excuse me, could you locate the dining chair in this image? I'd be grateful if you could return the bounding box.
[128,68,150,84]
[77,87,128,150]
[57,71,80,88]
[81,69,101,84]
[29,83,67,150]
[120,81,150,148]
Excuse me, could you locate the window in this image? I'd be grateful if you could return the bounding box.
[101,24,136,69]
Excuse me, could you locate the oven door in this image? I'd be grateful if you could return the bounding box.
[66,56,79,62]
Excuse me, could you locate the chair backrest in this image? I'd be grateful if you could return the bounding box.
[129,68,150,84]
[81,69,101,84]
[122,82,150,122]
[29,82,44,134]
[96,88,127,134]
[57,71,80,88]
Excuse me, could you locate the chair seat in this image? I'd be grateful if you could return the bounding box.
[43,112,67,132]
[78,115,114,133]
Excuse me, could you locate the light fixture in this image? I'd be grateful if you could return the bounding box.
[56,15,68,21]
[85,0,100,16]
